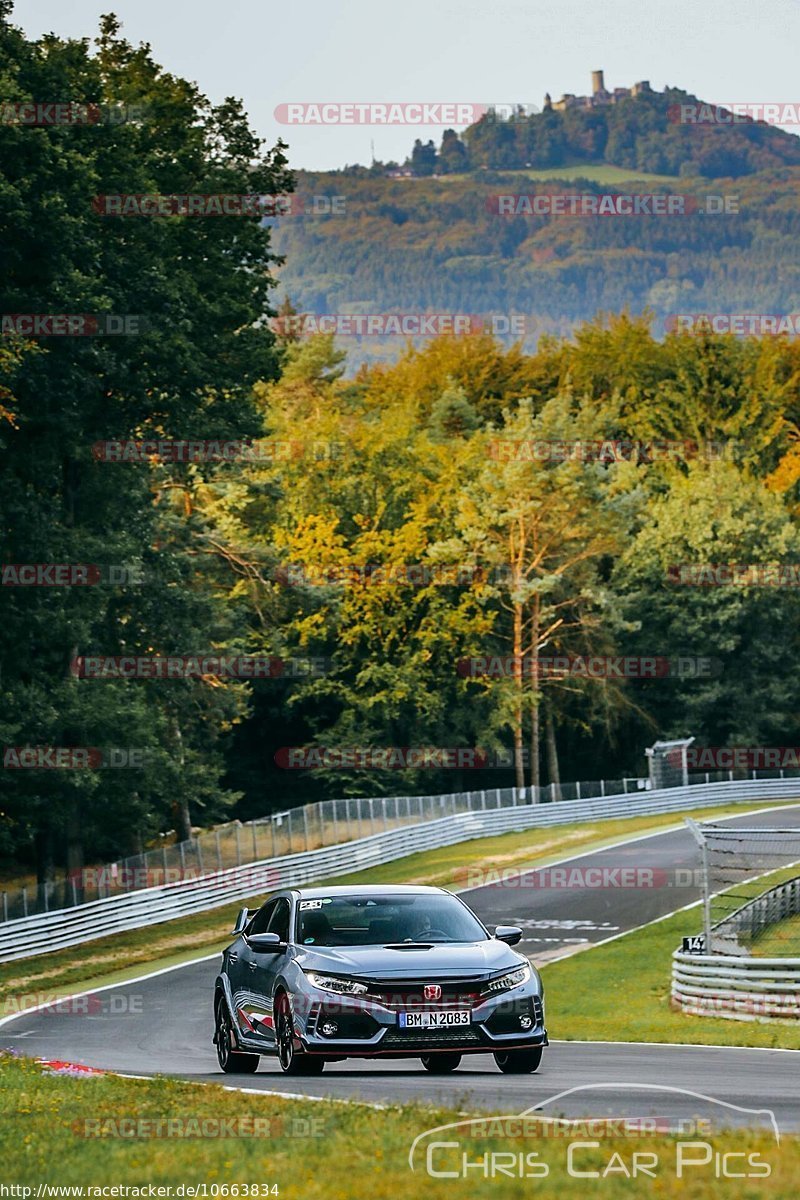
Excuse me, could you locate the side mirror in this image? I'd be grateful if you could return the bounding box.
[248,932,284,953]
[494,925,523,946]
[231,907,250,936]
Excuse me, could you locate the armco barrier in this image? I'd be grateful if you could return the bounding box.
[2,776,799,964]
[671,873,800,1021]
[671,951,800,1020]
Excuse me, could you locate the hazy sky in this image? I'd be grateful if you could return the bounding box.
[12,0,800,171]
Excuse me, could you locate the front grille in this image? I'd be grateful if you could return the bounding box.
[367,980,483,1010]
[381,1026,482,1049]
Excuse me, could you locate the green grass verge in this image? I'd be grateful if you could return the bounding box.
[0,1053,795,1199]
[1,799,795,1015]
[752,913,800,957]
[541,863,800,1049]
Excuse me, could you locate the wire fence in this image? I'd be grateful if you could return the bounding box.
[687,819,800,954]
[4,764,800,923]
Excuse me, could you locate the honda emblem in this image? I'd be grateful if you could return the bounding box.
[423,984,442,1001]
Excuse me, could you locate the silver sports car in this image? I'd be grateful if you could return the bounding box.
[213,884,547,1076]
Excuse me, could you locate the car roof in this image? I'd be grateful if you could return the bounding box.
[288,884,448,899]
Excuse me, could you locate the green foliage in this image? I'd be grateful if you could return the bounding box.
[0,10,290,875]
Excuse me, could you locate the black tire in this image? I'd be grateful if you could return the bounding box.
[493,1047,543,1074]
[421,1053,462,1074]
[275,994,325,1075]
[214,998,259,1074]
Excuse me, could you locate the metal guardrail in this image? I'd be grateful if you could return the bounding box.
[671,951,800,1021]
[672,874,800,1021]
[1,776,650,922]
[2,777,799,964]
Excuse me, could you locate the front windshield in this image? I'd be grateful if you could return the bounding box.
[295,894,487,947]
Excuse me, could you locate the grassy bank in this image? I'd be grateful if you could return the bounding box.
[0,1053,794,1199]
[541,872,800,1048]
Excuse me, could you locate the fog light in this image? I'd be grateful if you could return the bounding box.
[321,1021,338,1037]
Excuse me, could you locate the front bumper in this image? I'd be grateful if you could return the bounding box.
[293,986,548,1058]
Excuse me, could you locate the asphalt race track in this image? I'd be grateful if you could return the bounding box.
[3,803,800,1129]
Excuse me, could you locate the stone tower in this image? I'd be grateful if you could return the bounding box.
[591,69,605,96]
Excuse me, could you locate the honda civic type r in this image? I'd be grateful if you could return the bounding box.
[213,884,547,1076]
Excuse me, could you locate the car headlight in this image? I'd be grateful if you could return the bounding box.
[482,963,532,995]
[305,972,368,995]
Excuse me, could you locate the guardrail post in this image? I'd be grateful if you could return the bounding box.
[22,886,28,917]
[271,818,277,857]
[70,877,77,907]
[235,824,242,866]
[251,821,258,861]
[576,781,581,800]
[287,810,294,854]
[303,805,310,851]
[180,841,186,877]
[382,797,388,831]
[332,801,339,843]
[2,891,8,922]
[215,830,223,871]
[600,779,605,797]
[43,881,49,913]
[196,839,204,876]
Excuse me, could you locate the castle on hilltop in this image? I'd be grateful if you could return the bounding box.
[547,70,653,113]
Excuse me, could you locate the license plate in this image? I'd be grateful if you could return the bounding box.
[398,1010,470,1028]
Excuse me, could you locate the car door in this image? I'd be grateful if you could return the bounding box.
[234,899,277,1043]
[253,897,293,1046]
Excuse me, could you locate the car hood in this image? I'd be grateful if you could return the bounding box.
[294,940,524,980]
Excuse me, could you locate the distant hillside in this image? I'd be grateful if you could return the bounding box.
[270,163,800,368]
[395,87,800,179]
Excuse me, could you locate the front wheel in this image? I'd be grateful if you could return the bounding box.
[215,998,259,1074]
[275,994,325,1075]
[493,1047,543,1074]
[421,1053,462,1074]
